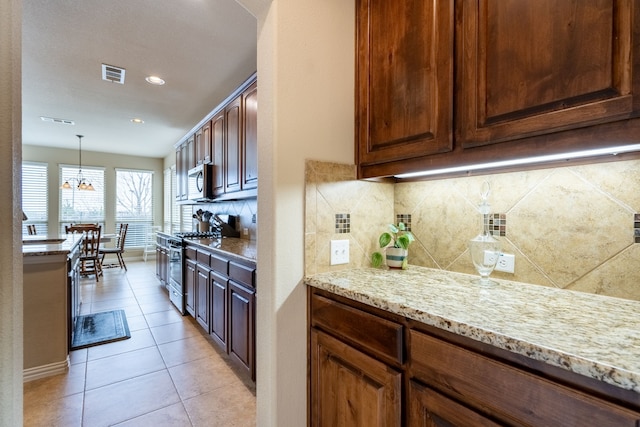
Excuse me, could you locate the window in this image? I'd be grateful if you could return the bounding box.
[59,166,105,233]
[116,169,153,248]
[163,165,192,234]
[22,162,48,235]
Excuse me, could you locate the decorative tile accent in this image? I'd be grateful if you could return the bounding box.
[396,214,411,231]
[490,213,506,237]
[634,213,640,243]
[335,213,350,234]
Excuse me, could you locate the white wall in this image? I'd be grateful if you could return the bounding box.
[0,0,23,424]
[252,0,354,424]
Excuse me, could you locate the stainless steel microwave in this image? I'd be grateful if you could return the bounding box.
[187,164,214,201]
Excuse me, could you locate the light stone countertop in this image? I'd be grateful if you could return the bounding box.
[182,237,256,263]
[22,234,82,257]
[305,266,640,394]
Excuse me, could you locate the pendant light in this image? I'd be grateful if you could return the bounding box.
[61,134,95,191]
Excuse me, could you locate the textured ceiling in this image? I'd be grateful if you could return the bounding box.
[22,0,257,158]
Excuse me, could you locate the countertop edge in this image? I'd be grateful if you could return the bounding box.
[304,268,640,394]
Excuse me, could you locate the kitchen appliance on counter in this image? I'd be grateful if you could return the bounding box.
[212,214,240,237]
[167,235,185,315]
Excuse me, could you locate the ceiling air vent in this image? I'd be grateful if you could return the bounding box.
[40,116,75,125]
[102,64,126,84]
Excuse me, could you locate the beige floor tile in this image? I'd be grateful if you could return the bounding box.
[139,299,176,315]
[24,362,86,406]
[23,391,84,427]
[87,328,156,361]
[85,346,166,390]
[125,313,150,332]
[111,402,193,427]
[91,297,139,312]
[169,355,240,400]
[150,320,200,345]
[145,308,186,327]
[132,285,168,297]
[158,335,216,368]
[136,291,174,304]
[83,370,181,427]
[183,382,256,427]
[69,348,87,365]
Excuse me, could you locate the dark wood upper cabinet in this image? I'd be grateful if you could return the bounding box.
[211,110,225,196]
[195,120,212,165]
[356,0,454,167]
[356,0,640,179]
[242,82,258,190]
[225,94,242,194]
[457,0,634,147]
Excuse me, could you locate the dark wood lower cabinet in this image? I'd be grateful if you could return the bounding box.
[229,281,255,378]
[308,288,640,427]
[408,381,500,427]
[184,243,256,382]
[310,328,402,427]
[210,271,228,351]
[195,264,210,332]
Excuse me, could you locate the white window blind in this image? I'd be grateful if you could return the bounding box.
[22,162,48,235]
[59,165,105,233]
[170,166,181,233]
[116,169,154,248]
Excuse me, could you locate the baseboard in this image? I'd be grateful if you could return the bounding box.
[23,357,70,382]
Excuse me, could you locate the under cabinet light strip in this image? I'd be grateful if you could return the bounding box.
[394,144,640,179]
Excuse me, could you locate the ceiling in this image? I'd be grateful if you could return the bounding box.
[22,0,257,159]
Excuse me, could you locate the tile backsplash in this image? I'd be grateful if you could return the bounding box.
[304,159,640,301]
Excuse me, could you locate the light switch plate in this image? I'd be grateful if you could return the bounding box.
[330,239,349,265]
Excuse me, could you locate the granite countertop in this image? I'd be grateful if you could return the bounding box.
[183,237,257,263]
[305,266,640,394]
[22,234,82,257]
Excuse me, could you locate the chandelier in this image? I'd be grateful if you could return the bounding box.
[61,135,95,191]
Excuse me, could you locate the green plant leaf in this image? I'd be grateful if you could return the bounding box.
[396,234,411,250]
[401,257,408,269]
[371,252,384,268]
[379,232,392,248]
[388,224,399,234]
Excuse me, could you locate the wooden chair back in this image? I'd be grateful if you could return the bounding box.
[114,223,129,251]
[27,224,37,235]
[65,223,99,234]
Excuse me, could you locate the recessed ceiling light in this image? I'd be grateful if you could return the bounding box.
[145,76,165,85]
[130,118,144,124]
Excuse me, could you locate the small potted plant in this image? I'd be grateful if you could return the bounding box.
[371,222,415,269]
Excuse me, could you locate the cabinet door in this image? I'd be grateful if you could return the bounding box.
[195,120,212,165]
[356,0,454,167]
[310,329,401,427]
[195,264,210,332]
[229,281,255,380]
[211,110,225,196]
[457,0,634,147]
[175,147,183,201]
[184,259,197,316]
[210,271,228,351]
[408,381,500,427]
[186,134,196,171]
[225,95,242,193]
[242,82,258,190]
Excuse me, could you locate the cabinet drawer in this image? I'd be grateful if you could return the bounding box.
[210,254,228,275]
[229,261,255,288]
[410,330,640,426]
[311,293,403,365]
[197,250,210,266]
[185,246,196,260]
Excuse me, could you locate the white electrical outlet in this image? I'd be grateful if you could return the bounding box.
[495,253,515,273]
[330,240,349,265]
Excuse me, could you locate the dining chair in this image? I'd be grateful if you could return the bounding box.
[99,223,128,271]
[27,224,37,235]
[66,224,103,281]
